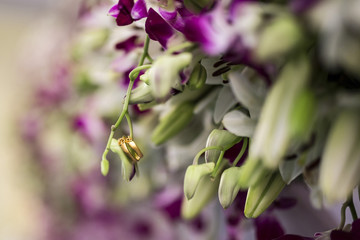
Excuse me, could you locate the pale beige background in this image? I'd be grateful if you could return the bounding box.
[0,3,52,239]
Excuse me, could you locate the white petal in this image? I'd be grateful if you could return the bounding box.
[214,85,238,124]
[222,110,256,137]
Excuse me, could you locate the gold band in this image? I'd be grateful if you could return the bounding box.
[118,136,143,162]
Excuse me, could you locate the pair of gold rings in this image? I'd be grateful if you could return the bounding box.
[118,136,143,162]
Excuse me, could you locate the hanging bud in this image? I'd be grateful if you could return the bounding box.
[319,110,360,204]
[289,89,317,139]
[101,158,110,176]
[187,62,207,90]
[110,139,136,181]
[148,52,192,98]
[205,129,241,162]
[152,102,194,145]
[238,158,273,188]
[184,162,215,200]
[250,55,311,169]
[130,82,154,104]
[218,167,243,209]
[244,171,286,218]
[181,173,220,220]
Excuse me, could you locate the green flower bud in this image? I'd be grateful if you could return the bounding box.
[110,139,135,181]
[187,62,207,90]
[319,110,360,203]
[238,158,273,188]
[218,167,242,209]
[101,158,110,176]
[289,89,317,139]
[181,173,220,220]
[205,129,241,162]
[151,102,194,145]
[255,16,303,61]
[184,162,215,200]
[244,171,286,218]
[250,56,311,169]
[139,69,150,84]
[149,52,192,98]
[129,82,154,104]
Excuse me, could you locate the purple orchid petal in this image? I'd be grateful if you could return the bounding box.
[145,8,174,48]
[131,0,147,20]
[108,4,120,18]
[352,219,360,236]
[159,8,186,32]
[273,234,314,240]
[255,215,284,240]
[115,0,135,26]
[115,35,143,53]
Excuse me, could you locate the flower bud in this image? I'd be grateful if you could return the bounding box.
[238,158,272,188]
[187,62,207,90]
[129,82,155,104]
[110,138,136,181]
[250,56,310,169]
[244,171,286,218]
[151,102,194,145]
[205,129,241,162]
[218,167,242,209]
[184,162,215,200]
[255,15,303,61]
[101,158,110,176]
[181,173,220,220]
[319,110,360,203]
[289,89,316,139]
[148,52,192,98]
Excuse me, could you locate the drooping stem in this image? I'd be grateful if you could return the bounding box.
[338,193,358,230]
[101,36,151,166]
[348,195,358,221]
[211,150,225,179]
[232,138,248,167]
[193,146,224,165]
[339,201,347,230]
[125,112,133,139]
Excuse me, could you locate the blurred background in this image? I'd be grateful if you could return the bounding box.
[0,0,356,240]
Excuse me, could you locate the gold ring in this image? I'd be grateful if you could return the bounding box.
[118,136,143,162]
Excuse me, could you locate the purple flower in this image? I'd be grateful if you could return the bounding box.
[109,0,147,26]
[182,7,233,55]
[115,35,143,53]
[255,215,285,240]
[330,219,360,240]
[145,8,174,48]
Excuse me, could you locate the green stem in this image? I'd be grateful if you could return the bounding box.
[232,138,248,167]
[101,35,151,165]
[348,196,358,221]
[338,201,347,230]
[193,146,224,165]
[125,112,133,139]
[211,150,225,179]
